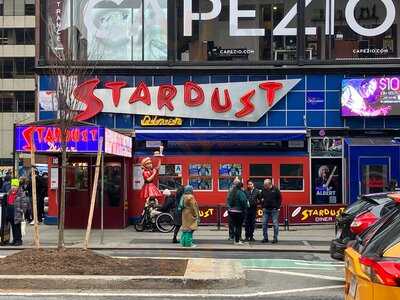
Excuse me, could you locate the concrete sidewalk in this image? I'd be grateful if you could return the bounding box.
[6,224,335,252]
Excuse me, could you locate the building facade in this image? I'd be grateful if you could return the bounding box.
[0,0,35,172]
[33,0,400,227]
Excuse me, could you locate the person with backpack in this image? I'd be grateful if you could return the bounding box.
[227,181,249,245]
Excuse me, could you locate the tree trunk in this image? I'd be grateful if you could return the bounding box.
[58,124,67,249]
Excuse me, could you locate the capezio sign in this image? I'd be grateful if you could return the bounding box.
[41,79,301,122]
[288,205,346,224]
[184,0,396,38]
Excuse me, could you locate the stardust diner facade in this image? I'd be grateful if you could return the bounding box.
[33,0,400,228]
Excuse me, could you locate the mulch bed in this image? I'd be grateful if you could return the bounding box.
[0,249,187,276]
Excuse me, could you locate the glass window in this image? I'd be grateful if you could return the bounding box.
[311,138,343,157]
[331,0,399,61]
[0,0,3,16]
[218,164,242,190]
[104,163,122,207]
[280,164,303,191]
[67,163,89,190]
[249,164,272,189]
[176,0,297,62]
[47,0,167,62]
[189,164,212,190]
[25,0,35,16]
[159,164,182,190]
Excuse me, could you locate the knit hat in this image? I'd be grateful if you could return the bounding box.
[11,178,19,188]
[184,185,193,194]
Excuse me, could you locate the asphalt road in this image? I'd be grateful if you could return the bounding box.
[0,249,344,300]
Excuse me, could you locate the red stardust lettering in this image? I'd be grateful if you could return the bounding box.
[129,81,151,105]
[105,81,127,107]
[211,88,232,113]
[235,90,256,118]
[184,81,205,107]
[74,79,104,121]
[22,126,35,151]
[81,129,88,142]
[71,129,80,143]
[54,127,62,143]
[259,82,283,106]
[90,129,98,141]
[44,128,55,144]
[35,127,45,143]
[157,84,177,111]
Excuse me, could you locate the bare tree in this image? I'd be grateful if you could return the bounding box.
[41,2,102,248]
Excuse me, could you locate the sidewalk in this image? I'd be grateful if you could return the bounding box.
[8,224,335,253]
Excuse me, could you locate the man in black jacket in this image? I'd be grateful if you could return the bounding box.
[260,179,282,244]
[244,180,260,242]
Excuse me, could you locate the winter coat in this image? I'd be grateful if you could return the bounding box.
[227,187,249,212]
[261,186,282,210]
[245,188,261,210]
[181,194,199,231]
[6,188,28,224]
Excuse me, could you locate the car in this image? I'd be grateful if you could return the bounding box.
[330,193,397,260]
[344,194,400,300]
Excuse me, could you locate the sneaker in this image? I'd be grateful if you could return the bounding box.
[250,237,256,242]
[29,221,35,225]
[12,241,22,246]
[190,244,197,248]
[234,241,244,245]
[272,239,278,244]
[261,239,269,243]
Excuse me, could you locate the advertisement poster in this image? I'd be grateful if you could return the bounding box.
[341,76,400,117]
[288,205,346,224]
[311,159,342,204]
[47,0,167,61]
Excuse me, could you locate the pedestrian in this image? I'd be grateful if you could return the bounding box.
[227,181,249,245]
[244,180,260,242]
[37,172,48,223]
[260,179,282,244]
[227,177,241,241]
[4,179,28,246]
[19,177,32,223]
[180,185,199,248]
[1,174,11,193]
[172,186,184,244]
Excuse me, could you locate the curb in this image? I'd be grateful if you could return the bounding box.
[0,259,246,290]
[0,245,330,253]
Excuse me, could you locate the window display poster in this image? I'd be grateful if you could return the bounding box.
[311,159,342,204]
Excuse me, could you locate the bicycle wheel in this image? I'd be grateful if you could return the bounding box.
[134,217,145,232]
[156,213,175,233]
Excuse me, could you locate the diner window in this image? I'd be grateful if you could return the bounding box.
[159,164,182,190]
[280,164,303,191]
[189,164,212,190]
[176,0,297,62]
[104,163,122,207]
[25,0,35,16]
[66,163,89,190]
[249,164,272,189]
[218,164,242,190]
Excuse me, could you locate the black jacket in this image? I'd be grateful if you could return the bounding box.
[245,188,261,209]
[261,186,282,210]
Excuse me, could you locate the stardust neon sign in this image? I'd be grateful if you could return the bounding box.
[15,125,103,153]
[67,78,301,122]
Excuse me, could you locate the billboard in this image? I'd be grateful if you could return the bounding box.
[341,77,400,117]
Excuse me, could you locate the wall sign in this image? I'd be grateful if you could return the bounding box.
[140,115,183,127]
[41,78,300,122]
[15,125,103,153]
[288,205,346,224]
[105,128,132,158]
[311,158,342,204]
[184,0,396,37]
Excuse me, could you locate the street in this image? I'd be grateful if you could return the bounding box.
[0,248,344,299]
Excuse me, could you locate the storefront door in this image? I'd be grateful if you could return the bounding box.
[359,157,390,195]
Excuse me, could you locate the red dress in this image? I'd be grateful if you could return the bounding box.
[139,169,162,200]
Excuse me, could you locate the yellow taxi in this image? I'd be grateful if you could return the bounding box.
[344,198,400,300]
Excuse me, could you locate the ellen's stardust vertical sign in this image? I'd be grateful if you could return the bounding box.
[15,125,104,153]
